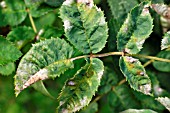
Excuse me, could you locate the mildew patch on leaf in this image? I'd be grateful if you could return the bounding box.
[156,97,170,111]
[14,38,74,96]
[57,58,104,113]
[119,56,152,95]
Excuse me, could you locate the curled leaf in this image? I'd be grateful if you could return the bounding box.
[14,38,74,96]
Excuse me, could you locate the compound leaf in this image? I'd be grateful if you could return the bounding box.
[14,38,74,96]
[156,97,170,111]
[153,50,170,72]
[7,26,35,49]
[0,62,15,76]
[0,0,27,26]
[120,109,157,113]
[119,56,151,95]
[117,2,153,54]
[161,31,170,50]
[60,0,108,54]
[57,58,104,113]
[0,36,22,65]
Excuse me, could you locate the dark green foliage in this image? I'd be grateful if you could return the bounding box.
[0,36,22,65]
[0,0,27,26]
[153,50,170,72]
[7,26,35,49]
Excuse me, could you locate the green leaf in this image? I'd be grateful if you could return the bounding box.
[98,66,119,95]
[14,38,74,96]
[0,36,22,65]
[120,109,157,113]
[0,0,27,26]
[79,102,98,113]
[119,56,151,95]
[156,97,170,111]
[57,58,104,113]
[45,0,64,7]
[111,84,140,110]
[133,89,165,111]
[153,50,170,72]
[117,2,153,54]
[161,31,170,50]
[39,26,64,40]
[0,62,15,76]
[7,26,35,49]
[107,0,138,24]
[60,1,108,54]
[25,0,54,18]
[32,81,54,99]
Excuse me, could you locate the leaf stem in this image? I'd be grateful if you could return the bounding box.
[28,11,37,33]
[143,59,154,67]
[129,54,170,63]
[71,52,170,63]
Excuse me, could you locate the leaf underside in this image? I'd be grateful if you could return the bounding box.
[117,2,153,54]
[57,58,104,113]
[120,109,157,113]
[119,56,151,95]
[60,1,108,54]
[14,38,74,96]
[156,97,170,111]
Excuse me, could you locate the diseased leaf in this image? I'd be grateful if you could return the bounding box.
[107,0,138,24]
[133,91,165,111]
[161,31,170,50]
[0,62,15,76]
[156,97,170,111]
[14,38,74,96]
[117,2,153,54]
[7,26,35,49]
[153,50,170,72]
[119,56,151,95]
[60,0,108,54]
[120,109,157,113]
[0,36,22,65]
[0,0,27,26]
[57,58,104,113]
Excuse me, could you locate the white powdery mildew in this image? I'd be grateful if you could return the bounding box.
[97,71,103,80]
[156,97,170,111]
[72,96,89,112]
[64,20,73,31]
[0,1,6,8]
[140,83,151,95]
[125,56,138,63]
[99,17,105,26]
[63,0,74,6]
[22,69,48,89]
